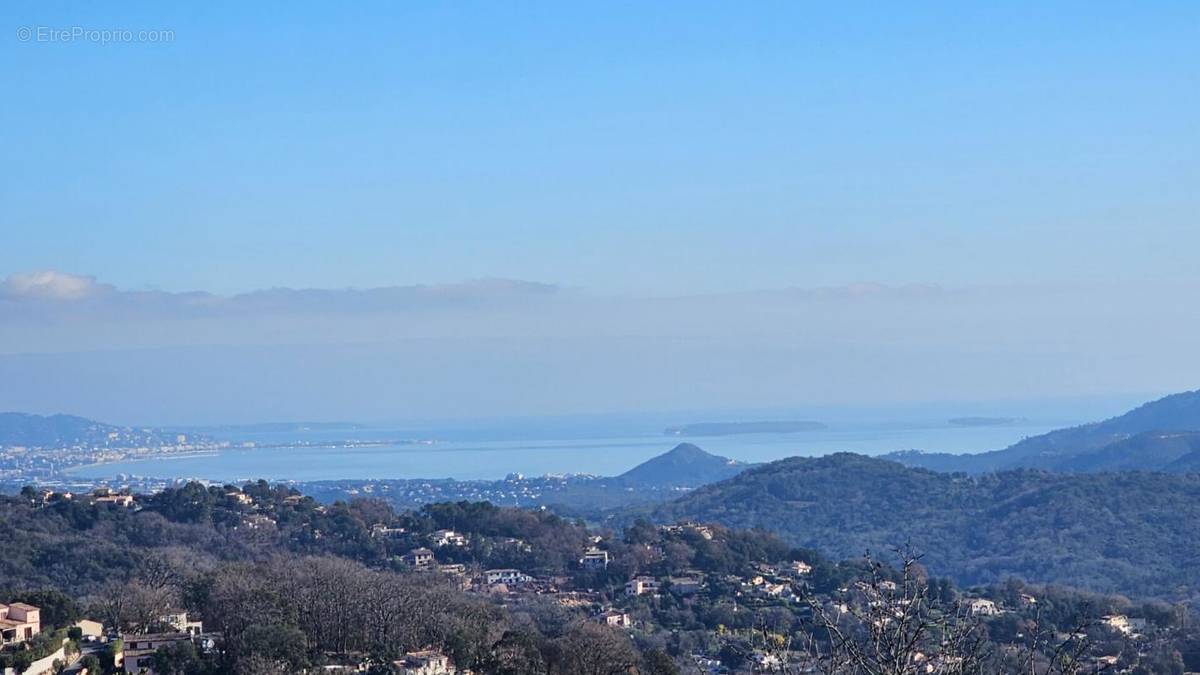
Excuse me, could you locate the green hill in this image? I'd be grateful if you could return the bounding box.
[0,412,120,447]
[1054,431,1200,472]
[616,442,751,487]
[0,412,197,448]
[644,452,1200,600]
[891,389,1200,472]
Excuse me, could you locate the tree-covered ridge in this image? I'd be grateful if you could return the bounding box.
[0,412,199,449]
[891,389,1200,472]
[6,481,1199,673]
[644,453,1200,600]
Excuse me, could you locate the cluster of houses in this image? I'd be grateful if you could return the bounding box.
[0,599,225,675]
[2,595,468,675]
[396,533,601,595]
[25,488,139,510]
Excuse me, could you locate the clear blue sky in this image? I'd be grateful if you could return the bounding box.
[3,1,1197,295]
[2,3,1199,423]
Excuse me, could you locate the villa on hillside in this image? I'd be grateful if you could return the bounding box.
[371,524,406,539]
[224,490,253,505]
[594,609,632,628]
[626,577,660,596]
[120,631,219,675]
[580,547,610,570]
[484,569,531,586]
[122,633,193,674]
[1104,615,1148,636]
[393,649,455,675]
[0,602,40,646]
[93,493,136,507]
[667,575,703,595]
[431,530,467,547]
[403,548,435,568]
[968,599,1000,616]
[240,514,276,530]
[160,610,204,636]
[790,560,813,576]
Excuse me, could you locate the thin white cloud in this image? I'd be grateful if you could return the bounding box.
[0,271,560,317]
[0,270,113,301]
[0,272,1196,421]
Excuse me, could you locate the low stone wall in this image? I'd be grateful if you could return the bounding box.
[8,646,67,675]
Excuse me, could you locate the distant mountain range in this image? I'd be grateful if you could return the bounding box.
[0,413,108,447]
[615,442,752,487]
[0,412,192,448]
[888,389,1200,473]
[641,452,1200,600]
[664,420,826,436]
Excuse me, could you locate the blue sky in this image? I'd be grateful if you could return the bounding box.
[1,3,1198,423]
[3,1,1196,295]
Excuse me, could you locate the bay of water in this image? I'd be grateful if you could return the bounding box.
[67,416,1068,483]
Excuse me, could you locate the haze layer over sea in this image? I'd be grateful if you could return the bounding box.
[66,396,1142,483]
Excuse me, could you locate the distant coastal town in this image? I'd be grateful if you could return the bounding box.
[0,425,449,498]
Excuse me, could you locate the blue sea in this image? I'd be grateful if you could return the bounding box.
[65,399,1131,483]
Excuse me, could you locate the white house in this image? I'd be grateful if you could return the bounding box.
[121,633,197,674]
[394,649,455,675]
[431,530,467,547]
[594,609,632,628]
[1103,615,1147,636]
[403,548,436,568]
[580,547,610,570]
[626,577,660,596]
[159,610,203,636]
[967,599,999,616]
[485,569,531,586]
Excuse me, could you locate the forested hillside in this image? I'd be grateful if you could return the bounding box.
[644,453,1200,600]
[891,389,1200,472]
[615,443,750,487]
[7,481,1197,673]
[0,412,199,449]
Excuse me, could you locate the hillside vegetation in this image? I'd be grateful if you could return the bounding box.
[645,453,1200,600]
[615,443,750,488]
[891,389,1200,473]
[0,412,193,448]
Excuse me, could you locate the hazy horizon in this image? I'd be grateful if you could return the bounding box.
[1,271,1194,425]
[3,2,1198,424]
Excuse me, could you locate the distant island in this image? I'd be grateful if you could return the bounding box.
[947,416,1019,427]
[665,420,826,436]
